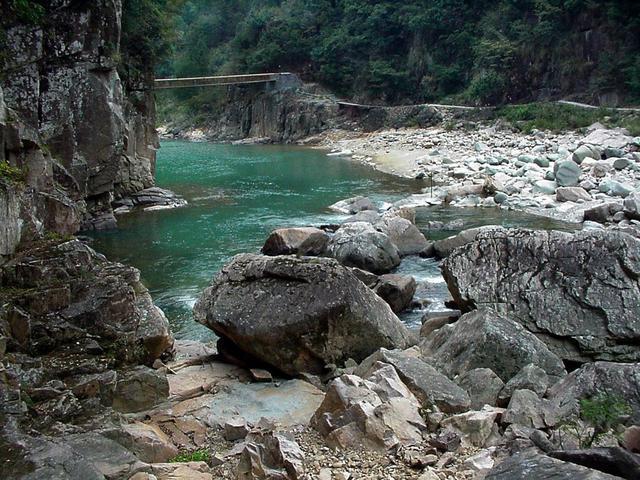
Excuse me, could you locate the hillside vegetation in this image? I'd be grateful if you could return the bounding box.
[157,0,640,107]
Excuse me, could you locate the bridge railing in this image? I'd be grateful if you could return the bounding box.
[154,73,282,89]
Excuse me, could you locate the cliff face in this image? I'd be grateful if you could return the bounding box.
[0,0,157,233]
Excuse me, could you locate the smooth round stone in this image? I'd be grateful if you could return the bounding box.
[494,192,508,204]
[533,180,558,195]
[613,158,630,170]
[534,157,550,168]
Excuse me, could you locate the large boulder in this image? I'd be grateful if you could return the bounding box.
[327,222,401,274]
[376,216,430,256]
[261,227,330,256]
[419,309,566,383]
[193,254,412,375]
[328,196,376,214]
[356,348,471,413]
[433,226,505,258]
[546,361,640,425]
[442,229,640,362]
[0,239,173,363]
[372,274,417,313]
[485,452,623,479]
[311,366,426,451]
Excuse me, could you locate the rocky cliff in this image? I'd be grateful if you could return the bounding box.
[162,81,442,143]
[0,0,157,233]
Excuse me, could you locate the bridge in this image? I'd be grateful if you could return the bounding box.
[154,72,301,90]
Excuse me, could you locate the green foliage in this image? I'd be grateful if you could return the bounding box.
[495,103,640,133]
[8,0,45,24]
[0,161,26,183]
[559,394,632,449]
[579,394,632,446]
[170,449,210,463]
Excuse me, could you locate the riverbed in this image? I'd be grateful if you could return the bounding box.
[90,140,575,340]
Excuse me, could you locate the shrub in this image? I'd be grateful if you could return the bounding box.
[170,449,211,463]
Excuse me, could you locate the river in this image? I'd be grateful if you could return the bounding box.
[90,140,574,340]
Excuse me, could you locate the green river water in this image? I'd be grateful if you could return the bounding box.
[90,140,573,340]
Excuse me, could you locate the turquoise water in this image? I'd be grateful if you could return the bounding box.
[90,140,576,340]
[90,141,421,339]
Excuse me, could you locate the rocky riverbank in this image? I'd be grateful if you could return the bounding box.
[317,121,640,226]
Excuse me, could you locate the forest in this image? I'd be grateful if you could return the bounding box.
[142,0,640,107]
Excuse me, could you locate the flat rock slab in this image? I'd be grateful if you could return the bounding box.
[168,362,248,398]
[205,380,324,427]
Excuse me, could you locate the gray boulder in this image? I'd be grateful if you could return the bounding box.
[497,363,549,406]
[502,389,551,429]
[311,367,426,451]
[546,361,640,425]
[456,368,505,410]
[442,229,640,362]
[572,145,601,164]
[356,348,471,413]
[584,202,624,224]
[377,216,430,256]
[261,227,329,256]
[372,274,417,313]
[329,196,376,214]
[193,254,412,375]
[113,366,169,413]
[485,452,623,479]
[550,448,640,480]
[624,193,640,220]
[419,308,566,383]
[554,160,582,187]
[556,186,591,202]
[433,225,505,258]
[327,222,401,273]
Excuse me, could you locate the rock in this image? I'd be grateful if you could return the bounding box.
[613,157,631,170]
[556,186,591,202]
[236,432,305,480]
[342,210,381,224]
[327,222,400,273]
[494,192,508,204]
[573,145,601,164]
[113,366,169,413]
[130,187,187,210]
[464,449,495,473]
[605,147,626,158]
[433,225,505,258]
[584,202,624,224]
[356,348,471,413]
[624,193,640,220]
[329,196,376,214]
[429,430,461,452]
[485,452,623,479]
[193,254,412,375]
[64,432,150,479]
[497,364,549,406]
[371,274,416,313]
[419,313,459,339]
[534,157,550,168]
[442,228,640,363]
[456,368,505,409]
[546,361,640,425]
[150,462,213,480]
[101,422,178,463]
[599,179,633,197]
[554,160,582,186]
[224,417,250,441]
[440,406,504,447]
[550,447,640,480]
[311,369,426,451]
[582,128,634,149]
[502,389,550,429]
[0,239,173,364]
[249,369,273,383]
[420,308,566,382]
[261,227,329,256]
[376,216,430,256]
[623,425,640,453]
